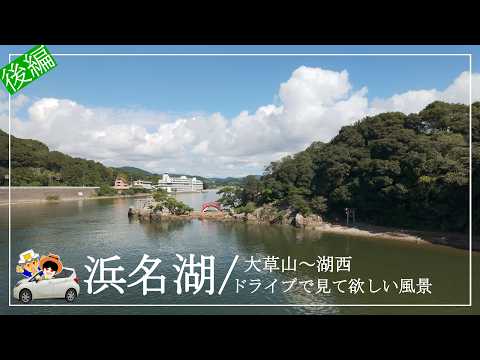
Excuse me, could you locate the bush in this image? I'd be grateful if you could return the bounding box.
[96,185,117,196]
[235,201,256,214]
[127,187,151,195]
[153,204,164,213]
[173,202,194,215]
[153,189,169,202]
[311,196,328,215]
[122,188,137,196]
[45,195,59,201]
[287,193,311,215]
[163,197,194,215]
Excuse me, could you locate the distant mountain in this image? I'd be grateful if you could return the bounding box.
[112,166,158,181]
[0,129,258,188]
[205,176,258,188]
[114,166,154,177]
[114,166,209,184]
[113,166,252,189]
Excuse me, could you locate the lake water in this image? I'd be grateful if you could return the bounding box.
[0,190,477,315]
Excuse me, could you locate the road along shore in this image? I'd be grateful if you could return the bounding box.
[0,186,151,206]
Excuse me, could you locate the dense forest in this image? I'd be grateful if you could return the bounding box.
[218,101,479,233]
[0,130,114,187]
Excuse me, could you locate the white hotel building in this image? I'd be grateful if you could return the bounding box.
[155,173,203,193]
[132,180,154,190]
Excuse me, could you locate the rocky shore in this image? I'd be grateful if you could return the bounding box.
[130,203,323,227]
[128,203,476,251]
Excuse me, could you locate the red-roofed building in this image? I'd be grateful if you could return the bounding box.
[113,177,130,191]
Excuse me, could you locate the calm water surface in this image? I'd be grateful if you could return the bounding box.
[0,190,478,314]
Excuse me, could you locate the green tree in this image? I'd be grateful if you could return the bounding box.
[235,201,256,214]
[311,196,328,215]
[241,175,263,204]
[153,189,169,202]
[97,185,117,196]
[152,189,193,215]
[286,191,311,215]
[217,186,241,208]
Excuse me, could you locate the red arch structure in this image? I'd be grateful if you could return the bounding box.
[201,201,222,212]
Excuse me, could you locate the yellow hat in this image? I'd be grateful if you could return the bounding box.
[18,249,40,264]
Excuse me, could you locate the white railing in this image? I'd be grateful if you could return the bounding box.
[135,197,154,209]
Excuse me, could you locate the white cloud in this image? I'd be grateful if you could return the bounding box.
[0,92,29,114]
[1,67,479,177]
[370,71,479,115]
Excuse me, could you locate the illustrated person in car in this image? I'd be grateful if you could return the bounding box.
[16,249,43,280]
[14,251,80,303]
[39,253,63,280]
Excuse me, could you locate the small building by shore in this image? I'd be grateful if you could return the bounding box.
[113,177,130,191]
[132,180,153,190]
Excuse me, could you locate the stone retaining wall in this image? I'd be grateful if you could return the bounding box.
[0,186,100,203]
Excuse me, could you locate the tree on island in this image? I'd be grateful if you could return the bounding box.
[216,186,242,208]
[152,189,193,215]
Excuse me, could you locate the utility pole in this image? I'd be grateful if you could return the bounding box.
[345,208,356,225]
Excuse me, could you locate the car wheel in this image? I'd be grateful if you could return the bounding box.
[19,289,32,304]
[65,288,77,303]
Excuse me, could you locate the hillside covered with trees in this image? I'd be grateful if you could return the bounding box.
[0,130,114,187]
[218,101,479,233]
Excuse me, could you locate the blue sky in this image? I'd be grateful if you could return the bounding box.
[1,45,476,118]
[0,45,478,177]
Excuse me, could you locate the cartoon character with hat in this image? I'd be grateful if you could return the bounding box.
[16,249,43,279]
[39,253,63,280]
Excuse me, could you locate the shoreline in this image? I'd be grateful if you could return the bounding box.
[0,189,218,207]
[2,191,475,252]
[132,210,477,252]
[309,222,474,251]
[0,193,152,206]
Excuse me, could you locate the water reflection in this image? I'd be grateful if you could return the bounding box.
[140,219,191,239]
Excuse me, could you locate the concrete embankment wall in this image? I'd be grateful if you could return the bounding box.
[0,186,100,204]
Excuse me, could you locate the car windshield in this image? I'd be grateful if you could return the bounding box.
[28,272,41,282]
[52,270,72,279]
[28,268,74,281]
